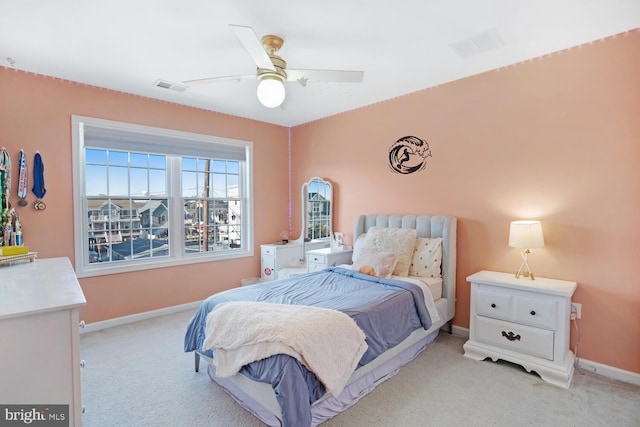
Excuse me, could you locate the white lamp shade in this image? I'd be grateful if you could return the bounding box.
[508,220,544,249]
[257,77,285,108]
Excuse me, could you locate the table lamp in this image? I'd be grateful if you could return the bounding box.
[508,220,544,280]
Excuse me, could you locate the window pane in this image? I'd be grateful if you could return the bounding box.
[182,171,197,197]
[130,168,148,196]
[108,166,129,196]
[109,151,128,166]
[86,149,106,164]
[196,172,207,196]
[130,153,148,168]
[149,155,165,169]
[86,165,107,196]
[212,160,226,173]
[212,174,227,197]
[182,157,197,171]
[227,174,239,189]
[226,161,239,174]
[149,169,166,196]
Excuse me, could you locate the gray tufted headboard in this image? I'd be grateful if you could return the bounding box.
[353,214,457,324]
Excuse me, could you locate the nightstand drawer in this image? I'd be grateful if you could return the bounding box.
[307,253,326,264]
[476,316,554,361]
[514,296,557,330]
[477,288,513,320]
[307,262,325,273]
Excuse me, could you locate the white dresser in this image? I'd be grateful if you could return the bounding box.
[463,270,577,388]
[306,247,353,272]
[0,257,87,426]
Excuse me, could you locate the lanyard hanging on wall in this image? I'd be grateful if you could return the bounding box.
[1,147,11,219]
[32,151,46,211]
[17,149,28,206]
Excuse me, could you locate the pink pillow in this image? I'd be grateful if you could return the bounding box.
[352,250,398,278]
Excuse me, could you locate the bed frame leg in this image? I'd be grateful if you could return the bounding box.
[194,352,200,373]
[447,320,453,335]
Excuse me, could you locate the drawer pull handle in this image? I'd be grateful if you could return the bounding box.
[530,310,536,316]
[501,331,521,342]
[491,303,496,308]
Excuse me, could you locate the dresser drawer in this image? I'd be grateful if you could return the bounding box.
[475,316,554,361]
[477,287,513,320]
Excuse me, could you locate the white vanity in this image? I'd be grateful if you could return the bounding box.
[260,177,338,281]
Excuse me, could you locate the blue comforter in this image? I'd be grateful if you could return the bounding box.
[184,267,432,427]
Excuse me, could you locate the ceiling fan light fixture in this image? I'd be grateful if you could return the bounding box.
[257,75,286,108]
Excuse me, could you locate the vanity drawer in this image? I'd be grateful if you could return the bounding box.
[476,316,554,361]
[477,287,513,320]
[262,246,276,256]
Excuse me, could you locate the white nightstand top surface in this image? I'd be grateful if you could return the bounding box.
[307,247,351,255]
[467,270,577,296]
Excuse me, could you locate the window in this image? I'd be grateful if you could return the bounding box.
[72,116,253,277]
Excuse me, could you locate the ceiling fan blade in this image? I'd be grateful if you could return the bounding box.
[229,24,276,72]
[183,74,254,86]
[286,69,364,86]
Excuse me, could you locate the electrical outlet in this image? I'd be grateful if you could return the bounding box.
[571,302,582,319]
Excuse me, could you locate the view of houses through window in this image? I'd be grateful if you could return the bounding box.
[85,150,242,264]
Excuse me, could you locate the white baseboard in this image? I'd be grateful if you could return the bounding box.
[451,324,469,338]
[81,300,202,334]
[577,358,640,387]
[450,325,640,387]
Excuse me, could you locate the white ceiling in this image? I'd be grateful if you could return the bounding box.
[1,0,639,127]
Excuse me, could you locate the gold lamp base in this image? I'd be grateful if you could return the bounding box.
[515,249,536,280]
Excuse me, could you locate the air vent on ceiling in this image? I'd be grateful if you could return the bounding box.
[153,79,188,93]
[450,29,505,59]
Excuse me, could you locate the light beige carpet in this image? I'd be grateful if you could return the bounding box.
[80,309,640,426]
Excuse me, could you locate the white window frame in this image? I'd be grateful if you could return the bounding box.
[71,115,254,278]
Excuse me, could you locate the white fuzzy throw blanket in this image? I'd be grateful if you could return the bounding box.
[203,301,368,397]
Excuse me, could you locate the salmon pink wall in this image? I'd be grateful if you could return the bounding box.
[0,68,290,323]
[290,31,640,374]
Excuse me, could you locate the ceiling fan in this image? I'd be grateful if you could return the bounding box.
[183,25,364,108]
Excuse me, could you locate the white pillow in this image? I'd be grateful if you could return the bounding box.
[352,250,398,278]
[409,237,442,278]
[362,227,417,276]
[352,233,367,262]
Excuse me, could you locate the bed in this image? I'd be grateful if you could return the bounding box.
[184,214,457,426]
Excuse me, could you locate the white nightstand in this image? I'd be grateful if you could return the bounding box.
[463,270,577,388]
[306,247,353,273]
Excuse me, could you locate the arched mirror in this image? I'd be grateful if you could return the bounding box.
[304,177,332,242]
[292,177,333,251]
